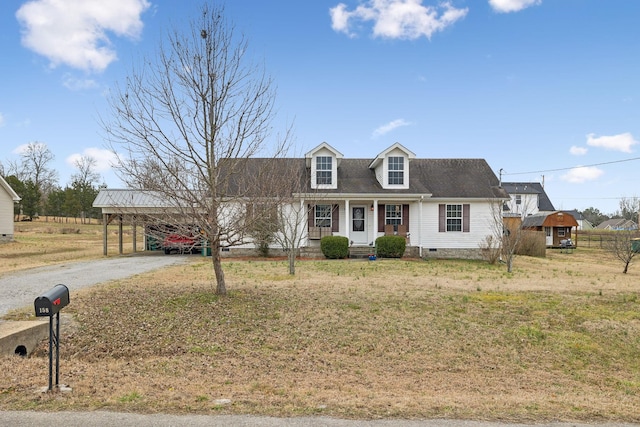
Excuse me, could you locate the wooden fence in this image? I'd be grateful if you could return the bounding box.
[576,230,640,248]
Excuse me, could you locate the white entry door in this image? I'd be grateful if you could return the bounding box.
[544,227,553,246]
[351,206,367,244]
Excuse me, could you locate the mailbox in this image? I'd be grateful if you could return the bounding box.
[34,284,70,317]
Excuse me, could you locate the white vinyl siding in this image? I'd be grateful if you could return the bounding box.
[0,187,15,235]
[419,202,494,249]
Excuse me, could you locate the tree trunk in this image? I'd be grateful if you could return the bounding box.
[211,241,227,295]
[288,250,296,275]
[623,261,629,274]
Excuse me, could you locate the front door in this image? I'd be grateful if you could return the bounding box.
[544,227,553,246]
[351,206,367,245]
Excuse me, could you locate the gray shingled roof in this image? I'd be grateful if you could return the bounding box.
[94,157,509,208]
[521,212,549,228]
[226,157,507,198]
[502,182,555,211]
[596,218,638,230]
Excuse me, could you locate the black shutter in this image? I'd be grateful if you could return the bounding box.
[331,204,339,232]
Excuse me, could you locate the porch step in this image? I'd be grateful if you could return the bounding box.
[349,246,374,259]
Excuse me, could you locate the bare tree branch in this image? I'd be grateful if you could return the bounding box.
[604,230,640,274]
[101,3,292,295]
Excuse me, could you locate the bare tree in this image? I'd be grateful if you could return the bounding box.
[274,201,312,275]
[263,159,311,275]
[71,155,100,187]
[68,156,101,224]
[617,197,640,222]
[604,230,639,274]
[7,142,59,218]
[102,4,290,295]
[18,141,59,196]
[484,196,537,273]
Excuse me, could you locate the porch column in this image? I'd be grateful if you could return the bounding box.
[300,199,307,247]
[372,199,378,245]
[344,199,350,243]
[418,197,424,257]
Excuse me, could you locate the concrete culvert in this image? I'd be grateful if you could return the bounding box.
[14,345,27,357]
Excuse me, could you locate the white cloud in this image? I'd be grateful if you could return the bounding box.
[489,0,542,13]
[62,74,99,91]
[66,148,117,172]
[561,166,604,184]
[372,118,411,138]
[330,0,468,40]
[586,132,638,153]
[0,113,4,127]
[16,0,150,73]
[569,145,587,156]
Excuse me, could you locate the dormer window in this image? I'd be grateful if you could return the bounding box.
[388,156,404,185]
[316,156,332,185]
[306,142,342,190]
[369,143,414,190]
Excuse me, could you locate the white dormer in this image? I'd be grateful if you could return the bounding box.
[368,142,415,190]
[305,142,343,190]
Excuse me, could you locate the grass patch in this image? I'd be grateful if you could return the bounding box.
[1,236,640,421]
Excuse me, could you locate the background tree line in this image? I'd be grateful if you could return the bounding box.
[1,142,102,223]
[579,196,640,227]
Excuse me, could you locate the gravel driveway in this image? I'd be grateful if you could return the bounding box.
[0,254,189,317]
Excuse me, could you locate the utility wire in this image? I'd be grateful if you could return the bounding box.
[502,156,640,176]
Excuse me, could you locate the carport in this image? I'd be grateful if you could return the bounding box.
[92,188,182,256]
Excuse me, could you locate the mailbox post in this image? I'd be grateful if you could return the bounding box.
[34,284,70,391]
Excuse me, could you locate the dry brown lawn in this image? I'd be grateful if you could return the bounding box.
[0,219,143,274]
[1,221,639,422]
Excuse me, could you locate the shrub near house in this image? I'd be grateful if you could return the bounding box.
[321,236,349,259]
[375,235,406,258]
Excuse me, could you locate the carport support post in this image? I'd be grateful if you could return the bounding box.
[102,214,108,256]
[118,216,123,255]
[132,221,137,253]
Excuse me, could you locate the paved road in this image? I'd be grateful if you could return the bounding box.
[0,411,637,427]
[1,256,638,427]
[0,254,189,316]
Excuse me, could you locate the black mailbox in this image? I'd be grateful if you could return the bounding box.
[34,284,70,317]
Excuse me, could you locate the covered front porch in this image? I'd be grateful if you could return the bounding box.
[303,197,422,253]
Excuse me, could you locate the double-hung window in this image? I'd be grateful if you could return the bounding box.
[316,156,332,185]
[388,156,404,185]
[315,204,332,228]
[385,204,402,226]
[446,204,463,232]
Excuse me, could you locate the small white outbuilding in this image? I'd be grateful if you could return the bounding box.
[0,176,21,243]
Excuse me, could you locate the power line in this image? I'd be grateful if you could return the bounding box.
[502,156,640,176]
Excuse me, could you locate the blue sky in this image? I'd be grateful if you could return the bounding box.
[1,0,639,215]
